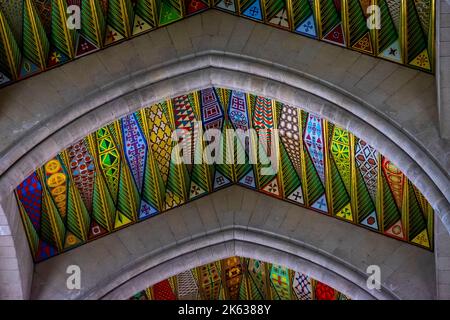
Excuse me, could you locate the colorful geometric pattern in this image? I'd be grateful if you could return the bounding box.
[68,140,95,213]
[382,156,405,211]
[0,0,435,87]
[240,0,263,21]
[318,0,345,46]
[279,105,302,176]
[200,87,224,130]
[228,90,250,131]
[270,264,291,299]
[222,256,243,299]
[121,114,148,193]
[15,87,435,262]
[293,272,312,300]
[145,103,173,185]
[355,138,378,202]
[176,270,199,299]
[304,114,326,185]
[198,262,222,299]
[330,125,352,221]
[185,0,209,15]
[315,281,336,300]
[152,279,177,300]
[265,0,290,28]
[43,158,69,219]
[96,126,121,201]
[16,172,43,231]
[173,94,197,167]
[278,103,305,204]
[131,256,349,300]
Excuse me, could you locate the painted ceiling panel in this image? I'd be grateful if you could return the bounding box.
[15,87,434,263]
[129,256,351,300]
[0,0,436,87]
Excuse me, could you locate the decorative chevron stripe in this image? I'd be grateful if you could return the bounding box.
[16,172,43,232]
[386,0,401,31]
[279,141,301,197]
[165,154,189,208]
[135,0,157,26]
[112,121,141,223]
[291,0,313,28]
[51,0,76,59]
[61,150,91,243]
[382,172,401,231]
[239,273,250,300]
[86,133,116,232]
[107,0,134,38]
[381,157,404,211]
[304,114,326,185]
[116,157,140,223]
[253,96,277,188]
[0,0,438,87]
[215,121,235,183]
[330,126,351,193]
[65,180,90,243]
[278,104,302,177]
[303,145,325,206]
[234,137,253,182]
[347,0,370,46]
[96,125,121,203]
[413,184,429,217]
[91,164,116,232]
[0,1,24,43]
[247,272,265,299]
[133,256,348,300]
[406,0,427,63]
[330,157,350,214]
[0,9,21,79]
[38,168,66,252]
[318,0,341,36]
[356,168,376,223]
[265,0,287,20]
[17,199,40,258]
[186,93,211,196]
[378,0,399,52]
[145,102,173,187]
[141,139,165,212]
[81,0,106,48]
[247,259,267,298]
[14,87,436,261]
[408,181,427,241]
[414,0,431,37]
[23,0,50,69]
[229,92,253,183]
[68,140,95,214]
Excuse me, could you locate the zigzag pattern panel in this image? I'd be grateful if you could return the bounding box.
[15,87,435,262]
[130,256,350,300]
[0,0,435,86]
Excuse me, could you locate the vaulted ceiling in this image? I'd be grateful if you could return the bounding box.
[15,87,434,263]
[0,0,435,87]
[129,256,351,300]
